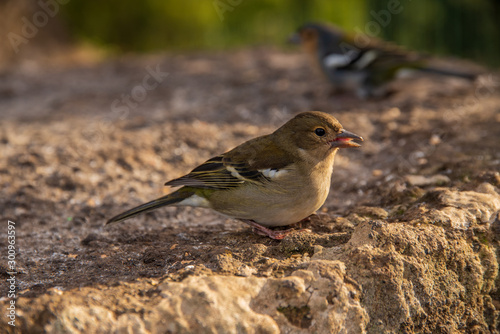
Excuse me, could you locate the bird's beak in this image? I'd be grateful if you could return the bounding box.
[287,32,302,44]
[330,129,363,148]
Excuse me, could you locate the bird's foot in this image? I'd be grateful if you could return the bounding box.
[239,219,294,240]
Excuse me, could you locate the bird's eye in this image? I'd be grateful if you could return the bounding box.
[314,128,326,136]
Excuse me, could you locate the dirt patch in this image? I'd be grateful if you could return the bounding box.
[0,49,499,332]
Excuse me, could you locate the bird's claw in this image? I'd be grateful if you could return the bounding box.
[251,227,293,240]
[240,219,294,240]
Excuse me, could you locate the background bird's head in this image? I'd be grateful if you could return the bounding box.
[274,111,363,161]
[290,23,346,58]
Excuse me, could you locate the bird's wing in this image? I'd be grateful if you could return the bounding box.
[164,155,261,189]
[165,137,294,190]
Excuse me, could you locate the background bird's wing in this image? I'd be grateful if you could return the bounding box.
[165,137,294,190]
[329,42,424,71]
[318,24,425,72]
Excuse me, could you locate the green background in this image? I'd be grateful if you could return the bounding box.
[60,0,500,66]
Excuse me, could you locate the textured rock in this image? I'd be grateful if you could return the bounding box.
[313,220,499,333]
[1,50,499,333]
[3,185,500,333]
[403,185,500,229]
[405,174,451,186]
[12,261,368,334]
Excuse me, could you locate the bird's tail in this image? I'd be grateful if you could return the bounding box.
[418,67,478,80]
[106,188,195,225]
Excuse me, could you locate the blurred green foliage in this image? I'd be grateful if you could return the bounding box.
[61,0,366,50]
[370,0,500,66]
[60,0,499,66]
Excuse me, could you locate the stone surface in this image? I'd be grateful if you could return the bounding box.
[405,174,451,186]
[0,49,499,333]
[12,261,369,334]
[403,186,500,229]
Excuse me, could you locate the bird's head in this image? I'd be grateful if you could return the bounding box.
[289,23,345,56]
[274,111,363,162]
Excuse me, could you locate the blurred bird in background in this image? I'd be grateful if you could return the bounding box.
[290,22,479,99]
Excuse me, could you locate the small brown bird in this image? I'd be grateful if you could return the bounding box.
[107,111,363,239]
[290,22,478,98]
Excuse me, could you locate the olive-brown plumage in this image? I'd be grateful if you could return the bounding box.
[107,111,363,239]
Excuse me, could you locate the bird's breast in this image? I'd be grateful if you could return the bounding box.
[208,156,335,226]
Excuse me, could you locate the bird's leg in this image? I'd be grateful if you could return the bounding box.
[239,219,294,240]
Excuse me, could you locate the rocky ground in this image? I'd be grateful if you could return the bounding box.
[0,48,499,333]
